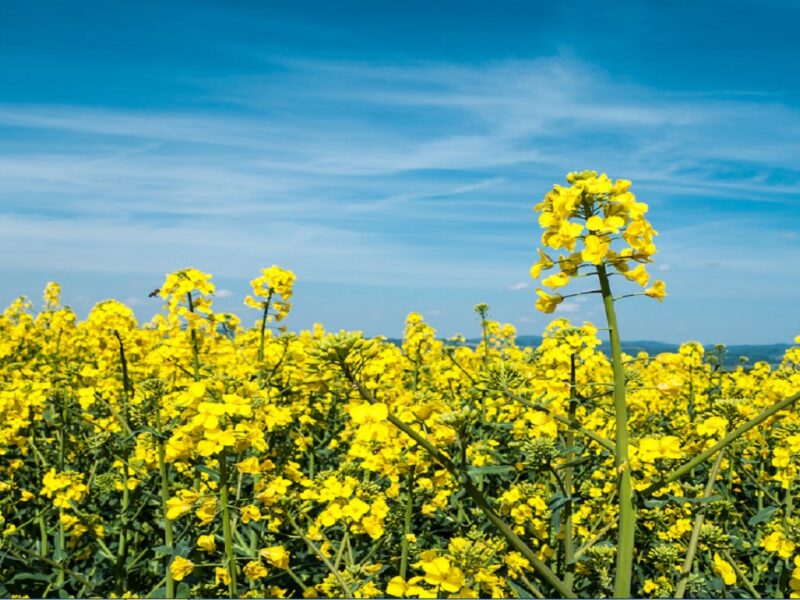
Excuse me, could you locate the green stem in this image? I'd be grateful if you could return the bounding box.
[156,411,175,599]
[56,391,67,588]
[674,448,726,598]
[400,467,415,579]
[115,461,130,595]
[257,290,274,388]
[186,292,201,381]
[596,264,635,599]
[721,549,760,599]
[562,353,577,590]
[219,449,238,597]
[288,515,353,598]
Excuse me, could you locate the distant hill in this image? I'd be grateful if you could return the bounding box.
[384,336,792,367]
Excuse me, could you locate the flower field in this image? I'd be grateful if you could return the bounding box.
[1,172,799,599]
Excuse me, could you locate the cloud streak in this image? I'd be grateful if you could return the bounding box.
[0,55,798,340]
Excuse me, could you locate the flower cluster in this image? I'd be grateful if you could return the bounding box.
[531,171,667,312]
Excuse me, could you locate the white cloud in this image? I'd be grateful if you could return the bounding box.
[508,282,530,291]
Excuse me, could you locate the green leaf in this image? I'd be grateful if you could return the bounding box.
[748,505,779,526]
[177,583,191,598]
[147,586,167,598]
[9,572,52,583]
[466,465,515,476]
[507,579,535,599]
[52,532,67,562]
[666,494,723,504]
[152,544,175,557]
[644,498,668,508]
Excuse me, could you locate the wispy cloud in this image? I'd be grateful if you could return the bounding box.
[1,55,798,340]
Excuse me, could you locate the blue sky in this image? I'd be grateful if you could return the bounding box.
[1,0,799,344]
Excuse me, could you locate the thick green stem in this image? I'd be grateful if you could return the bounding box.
[562,354,577,590]
[56,391,67,588]
[219,449,238,598]
[115,462,130,595]
[400,467,415,579]
[186,292,201,381]
[157,420,175,599]
[597,264,635,599]
[115,333,131,596]
[257,291,274,388]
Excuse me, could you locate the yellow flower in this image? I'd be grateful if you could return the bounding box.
[645,280,667,301]
[166,490,200,521]
[237,456,262,474]
[197,534,216,553]
[386,576,408,597]
[215,567,231,587]
[542,272,570,289]
[586,215,625,234]
[350,402,388,425]
[418,557,464,593]
[260,545,290,569]
[240,504,261,524]
[196,497,218,526]
[762,531,796,559]
[643,579,658,594]
[713,553,737,586]
[170,556,194,582]
[697,416,728,437]
[638,436,684,462]
[535,289,563,314]
[581,234,610,265]
[624,264,650,287]
[243,560,268,580]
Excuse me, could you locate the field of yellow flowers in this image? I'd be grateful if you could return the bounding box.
[1,172,799,599]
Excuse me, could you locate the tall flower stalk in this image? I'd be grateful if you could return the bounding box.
[530,171,667,598]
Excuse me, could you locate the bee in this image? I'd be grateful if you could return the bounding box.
[148,288,160,298]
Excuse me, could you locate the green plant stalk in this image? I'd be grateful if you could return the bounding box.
[645,389,800,495]
[288,515,353,598]
[400,467,415,579]
[219,448,238,598]
[562,353,577,590]
[115,463,130,595]
[115,332,132,595]
[257,290,274,388]
[674,448,726,598]
[56,391,67,588]
[30,430,50,559]
[721,549,760,599]
[186,292,201,381]
[518,572,546,599]
[156,411,175,599]
[596,264,635,599]
[344,372,575,598]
